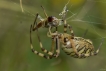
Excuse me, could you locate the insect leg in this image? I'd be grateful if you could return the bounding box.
[31,13,39,31]
[32,13,44,31]
[38,14,44,21]
[41,5,48,18]
[59,0,70,19]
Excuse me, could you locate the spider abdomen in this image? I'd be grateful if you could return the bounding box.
[62,37,95,58]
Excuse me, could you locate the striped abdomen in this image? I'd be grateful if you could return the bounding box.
[62,37,94,58]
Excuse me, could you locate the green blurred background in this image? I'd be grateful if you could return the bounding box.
[0,0,106,71]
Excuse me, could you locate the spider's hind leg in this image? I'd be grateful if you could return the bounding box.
[91,38,104,56]
[77,38,104,58]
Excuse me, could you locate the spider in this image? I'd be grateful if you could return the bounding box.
[30,15,104,59]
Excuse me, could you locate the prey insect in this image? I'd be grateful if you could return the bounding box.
[31,0,73,34]
[30,14,104,59]
[32,6,63,32]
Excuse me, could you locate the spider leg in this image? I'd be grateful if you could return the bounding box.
[63,22,77,56]
[67,24,74,38]
[91,38,104,56]
[30,14,55,59]
[48,37,60,58]
[49,35,60,58]
[63,20,80,56]
[63,20,68,33]
[70,39,79,56]
[32,15,60,59]
[50,39,55,53]
[48,27,60,58]
[55,27,60,58]
[30,25,56,59]
[74,38,104,58]
[34,20,55,57]
[37,32,55,56]
[63,20,74,38]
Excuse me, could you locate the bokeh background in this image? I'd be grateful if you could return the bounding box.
[0,0,106,71]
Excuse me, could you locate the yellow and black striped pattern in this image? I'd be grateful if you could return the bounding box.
[30,24,61,59]
[62,36,103,58]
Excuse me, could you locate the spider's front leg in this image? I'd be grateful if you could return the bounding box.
[30,16,60,59]
[63,20,79,56]
[47,26,60,58]
[30,25,56,59]
[54,36,60,58]
[59,0,69,19]
[63,19,74,38]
